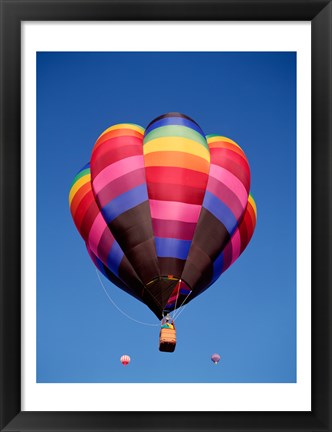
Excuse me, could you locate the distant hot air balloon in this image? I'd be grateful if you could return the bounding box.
[120,355,131,366]
[211,353,221,365]
[69,113,257,348]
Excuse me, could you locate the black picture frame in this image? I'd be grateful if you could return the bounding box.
[1,1,331,431]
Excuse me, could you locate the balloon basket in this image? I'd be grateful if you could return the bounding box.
[159,328,176,352]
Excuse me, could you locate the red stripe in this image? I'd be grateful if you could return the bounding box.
[80,203,100,240]
[152,219,196,240]
[209,140,247,160]
[210,147,249,168]
[95,128,143,149]
[91,138,143,177]
[239,211,252,253]
[73,191,95,235]
[70,182,91,219]
[147,182,206,204]
[94,135,143,154]
[96,168,146,207]
[211,149,250,192]
[145,166,208,189]
[247,201,257,228]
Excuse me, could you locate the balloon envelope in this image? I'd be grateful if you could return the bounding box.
[120,355,131,366]
[211,353,221,364]
[69,113,257,319]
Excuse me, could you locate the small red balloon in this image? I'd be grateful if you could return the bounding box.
[120,355,131,366]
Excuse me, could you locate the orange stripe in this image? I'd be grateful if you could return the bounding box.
[94,128,144,151]
[248,195,257,218]
[144,151,210,174]
[70,183,91,219]
[209,140,247,159]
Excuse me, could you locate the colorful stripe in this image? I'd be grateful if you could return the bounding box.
[96,168,146,208]
[107,241,124,277]
[102,183,149,224]
[94,128,145,152]
[149,200,201,223]
[96,123,144,141]
[202,190,238,235]
[144,126,208,150]
[154,237,192,260]
[87,213,109,255]
[144,137,210,162]
[69,174,90,204]
[144,151,209,173]
[145,113,206,138]
[209,164,248,208]
[91,137,143,177]
[152,219,196,241]
[92,155,145,195]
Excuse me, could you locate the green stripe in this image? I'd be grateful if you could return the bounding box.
[143,125,209,150]
[206,134,219,139]
[71,168,90,187]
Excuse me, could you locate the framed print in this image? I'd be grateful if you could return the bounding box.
[0,1,331,431]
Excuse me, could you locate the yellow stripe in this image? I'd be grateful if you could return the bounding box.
[248,194,257,215]
[207,135,242,150]
[143,137,210,162]
[69,174,91,204]
[98,123,144,140]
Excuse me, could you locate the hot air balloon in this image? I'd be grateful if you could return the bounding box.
[120,355,131,366]
[211,353,221,364]
[69,113,257,350]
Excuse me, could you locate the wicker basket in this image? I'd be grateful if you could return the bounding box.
[159,328,176,352]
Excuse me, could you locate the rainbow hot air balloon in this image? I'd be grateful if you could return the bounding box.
[69,113,257,340]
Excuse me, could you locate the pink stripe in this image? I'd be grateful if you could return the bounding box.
[152,218,196,240]
[88,213,110,256]
[92,155,144,195]
[149,200,201,223]
[228,229,241,267]
[206,177,245,220]
[209,164,248,208]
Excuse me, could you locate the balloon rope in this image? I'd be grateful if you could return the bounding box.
[96,269,159,327]
[173,291,192,321]
[170,280,181,320]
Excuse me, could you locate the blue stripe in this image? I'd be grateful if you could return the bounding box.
[155,237,191,260]
[81,162,90,170]
[180,288,191,294]
[211,252,224,284]
[145,116,205,138]
[203,191,238,235]
[102,184,148,223]
[107,241,124,277]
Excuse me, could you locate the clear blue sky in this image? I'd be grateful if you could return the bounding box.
[37,52,296,383]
